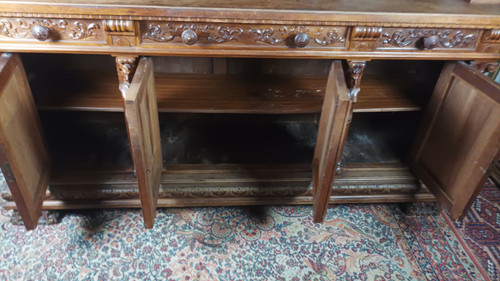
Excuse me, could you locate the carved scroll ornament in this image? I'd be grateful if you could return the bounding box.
[0,18,100,40]
[143,23,243,43]
[382,29,476,48]
[249,26,345,46]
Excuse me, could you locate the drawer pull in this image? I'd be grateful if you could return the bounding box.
[181,29,198,45]
[424,35,439,50]
[294,33,310,48]
[31,25,51,41]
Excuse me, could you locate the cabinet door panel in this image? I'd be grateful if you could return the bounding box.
[122,57,162,228]
[0,54,50,230]
[410,62,500,219]
[312,60,353,222]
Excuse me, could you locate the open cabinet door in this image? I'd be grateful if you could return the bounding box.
[0,53,50,230]
[121,57,162,228]
[410,62,500,219]
[312,60,353,222]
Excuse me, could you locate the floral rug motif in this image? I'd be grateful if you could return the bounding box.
[0,175,496,281]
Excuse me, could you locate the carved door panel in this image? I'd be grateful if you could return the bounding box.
[0,53,51,230]
[312,60,353,223]
[121,57,162,228]
[410,62,500,219]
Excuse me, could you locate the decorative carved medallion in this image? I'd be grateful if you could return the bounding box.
[249,26,345,46]
[0,18,100,40]
[143,23,243,43]
[381,29,477,48]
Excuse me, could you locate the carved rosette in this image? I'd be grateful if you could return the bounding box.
[381,29,478,49]
[0,18,100,40]
[143,23,243,43]
[249,26,345,46]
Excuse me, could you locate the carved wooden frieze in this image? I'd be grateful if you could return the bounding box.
[378,28,480,50]
[141,22,347,49]
[249,26,346,46]
[142,23,243,44]
[0,18,103,42]
[30,182,423,201]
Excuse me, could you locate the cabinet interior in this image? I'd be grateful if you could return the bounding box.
[19,54,444,188]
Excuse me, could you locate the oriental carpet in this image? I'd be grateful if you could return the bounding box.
[0,174,498,281]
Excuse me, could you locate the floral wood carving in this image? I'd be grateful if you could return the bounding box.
[143,23,243,43]
[381,29,477,48]
[250,26,345,46]
[115,56,138,87]
[0,18,100,40]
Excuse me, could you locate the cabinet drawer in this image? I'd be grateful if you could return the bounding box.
[140,22,347,50]
[0,18,105,44]
[377,28,480,51]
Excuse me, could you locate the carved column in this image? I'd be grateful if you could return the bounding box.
[104,19,138,47]
[114,55,139,89]
[345,61,367,102]
[349,26,383,51]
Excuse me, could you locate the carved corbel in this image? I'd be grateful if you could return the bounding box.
[349,27,383,51]
[114,55,139,90]
[104,19,138,47]
[470,61,499,78]
[344,61,367,102]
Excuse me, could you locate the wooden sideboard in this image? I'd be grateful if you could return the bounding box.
[0,0,499,230]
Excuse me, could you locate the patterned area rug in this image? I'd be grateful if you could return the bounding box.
[0,176,498,281]
[452,180,500,281]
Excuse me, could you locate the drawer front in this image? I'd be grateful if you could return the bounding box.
[140,22,348,50]
[0,18,105,44]
[377,28,480,51]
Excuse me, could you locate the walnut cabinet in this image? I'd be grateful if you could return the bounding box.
[1,53,499,229]
[0,0,499,229]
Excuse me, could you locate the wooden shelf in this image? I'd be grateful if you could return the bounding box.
[35,72,422,113]
[354,75,422,112]
[34,72,124,112]
[155,73,325,114]
[36,73,326,114]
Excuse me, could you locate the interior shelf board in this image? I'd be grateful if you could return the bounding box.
[35,73,422,113]
[354,75,422,112]
[154,73,325,114]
